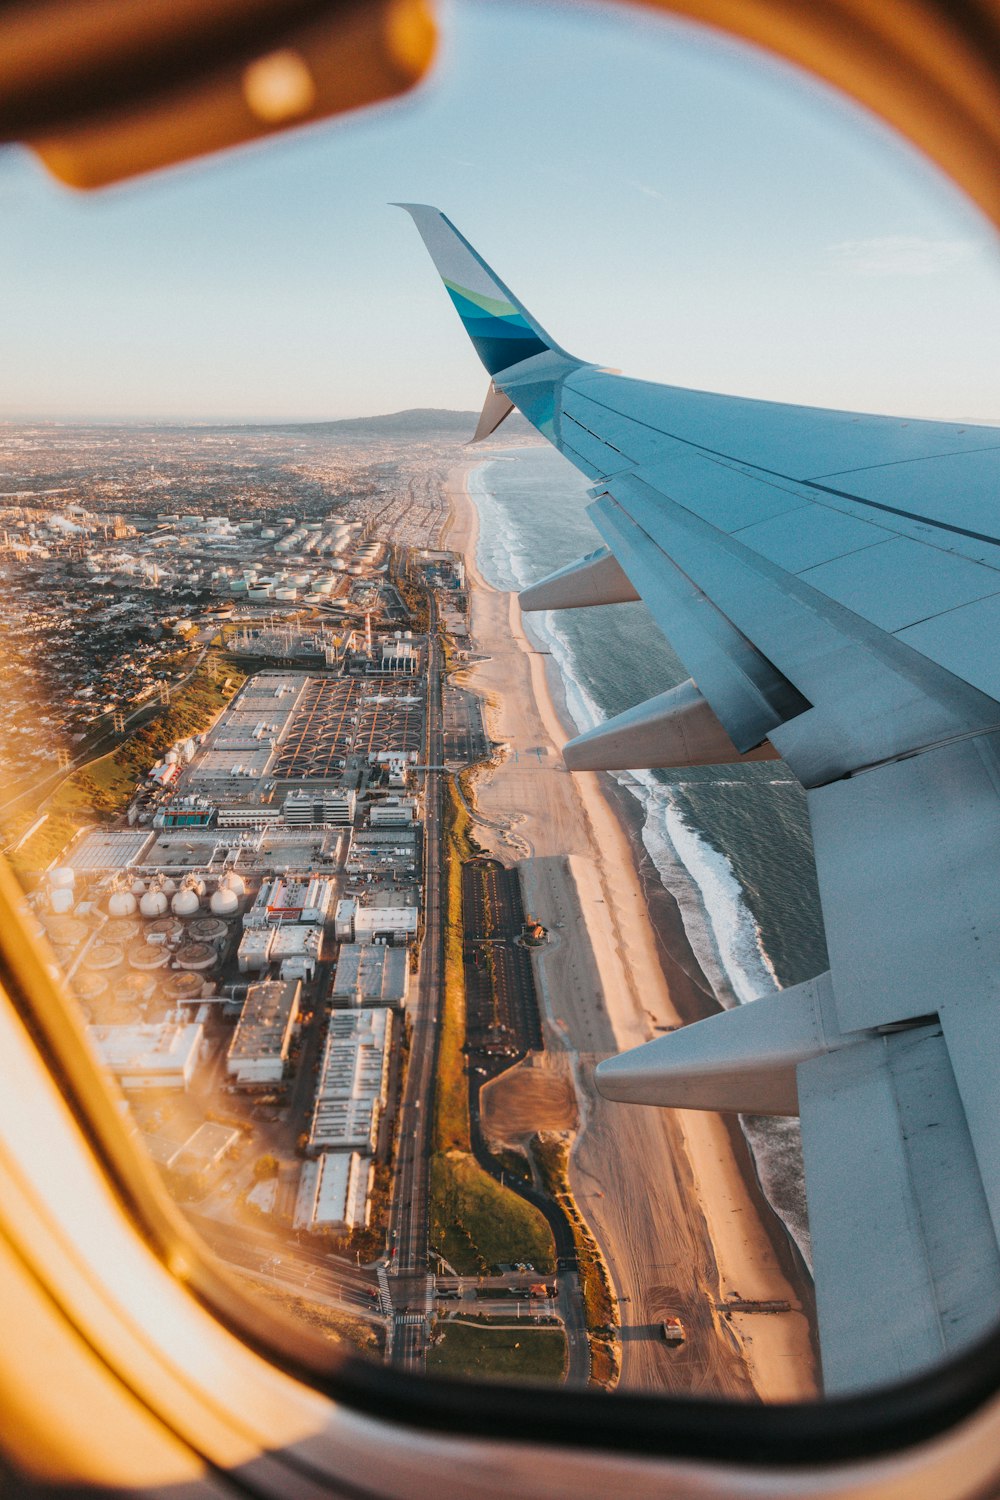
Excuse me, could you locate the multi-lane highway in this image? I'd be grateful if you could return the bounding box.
[385,610,444,1371]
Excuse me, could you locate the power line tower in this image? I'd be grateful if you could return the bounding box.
[158,683,171,706]
[56,748,71,771]
[112,711,126,734]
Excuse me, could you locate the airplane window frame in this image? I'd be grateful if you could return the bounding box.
[2,0,1000,1478]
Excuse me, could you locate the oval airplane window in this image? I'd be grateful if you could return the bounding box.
[0,0,998,1412]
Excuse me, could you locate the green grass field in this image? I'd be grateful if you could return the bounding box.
[429,1150,554,1275]
[427,1318,566,1384]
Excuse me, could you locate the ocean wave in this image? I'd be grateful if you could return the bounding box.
[466,458,810,1270]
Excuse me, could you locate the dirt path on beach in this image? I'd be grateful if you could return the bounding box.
[446,460,816,1401]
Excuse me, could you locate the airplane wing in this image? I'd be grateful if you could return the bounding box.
[400,204,1000,1396]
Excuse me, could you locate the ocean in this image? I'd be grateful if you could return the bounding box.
[468,445,828,1265]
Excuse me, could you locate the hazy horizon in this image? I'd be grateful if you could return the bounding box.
[1,1,998,425]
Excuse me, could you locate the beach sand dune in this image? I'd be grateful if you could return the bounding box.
[446,462,817,1401]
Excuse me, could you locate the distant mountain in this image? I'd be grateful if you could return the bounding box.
[241,407,536,441]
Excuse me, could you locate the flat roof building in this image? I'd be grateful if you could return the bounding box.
[227,979,301,1087]
[293,1152,372,1232]
[353,904,419,946]
[331,943,409,1008]
[308,1008,392,1154]
[87,1021,204,1091]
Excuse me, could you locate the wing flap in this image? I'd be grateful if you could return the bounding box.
[799,1027,1000,1395]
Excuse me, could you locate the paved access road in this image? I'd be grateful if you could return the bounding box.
[386,609,444,1372]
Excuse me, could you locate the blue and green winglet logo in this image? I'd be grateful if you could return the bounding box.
[443,278,549,376]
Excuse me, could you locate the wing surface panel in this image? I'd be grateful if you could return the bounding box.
[799,1027,1000,1394]
[402,205,1000,1393]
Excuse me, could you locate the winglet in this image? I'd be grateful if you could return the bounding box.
[394,203,570,376]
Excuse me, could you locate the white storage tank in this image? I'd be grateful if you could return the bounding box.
[164,749,179,766]
[49,866,76,891]
[140,889,169,918]
[49,887,75,914]
[130,877,147,896]
[108,890,137,919]
[210,886,240,916]
[172,886,200,917]
[221,871,246,896]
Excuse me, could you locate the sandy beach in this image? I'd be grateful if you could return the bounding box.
[445,459,817,1401]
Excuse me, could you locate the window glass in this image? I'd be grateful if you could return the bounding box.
[1,0,997,1402]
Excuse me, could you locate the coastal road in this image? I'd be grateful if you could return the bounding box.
[386,608,444,1371]
[188,1213,382,1318]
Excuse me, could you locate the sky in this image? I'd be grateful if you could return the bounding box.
[0,0,998,424]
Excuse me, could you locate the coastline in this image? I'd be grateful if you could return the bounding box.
[445,458,818,1401]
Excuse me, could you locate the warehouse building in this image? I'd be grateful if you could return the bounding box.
[293,1151,372,1233]
[87,1021,204,1091]
[331,943,409,1008]
[226,978,301,1087]
[308,1008,392,1154]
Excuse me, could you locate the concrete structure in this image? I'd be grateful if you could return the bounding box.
[271,925,321,981]
[331,943,409,1008]
[226,979,301,1087]
[334,897,357,942]
[345,827,420,878]
[237,927,273,973]
[293,1152,372,1232]
[87,1021,204,1091]
[282,789,356,827]
[308,1008,392,1154]
[353,903,419,947]
[262,877,333,925]
[369,798,417,827]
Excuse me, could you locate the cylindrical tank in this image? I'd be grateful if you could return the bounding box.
[72,968,107,1002]
[222,871,247,896]
[130,877,147,896]
[190,916,229,944]
[49,866,76,890]
[172,887,201,917]
[49,887,75,914]
[127,940,170,971]
[159,876,177,896]
[210,887,240,917]
[174,942,217,972]
[146,915,183,945]
[122,971,156,1004]
[140,890,169,918]
[108,890,137,918]
[87,941,124,972]
[106,916,140,940]
[45,915,87,948]
[164,970,204,1002]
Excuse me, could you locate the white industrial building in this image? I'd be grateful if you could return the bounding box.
[252,876,334,925]
[226,979,301,1087]
[353,904,419,946]
[369,798,417,828]
[271,924,321,981]
[308,1008,392,1154]
[334,896,357,942]
[237,927,274,973]
[283,790,356,827]
[331,943,409,1007]
[293,1151,372,1232]
[87,1021,204,1091]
